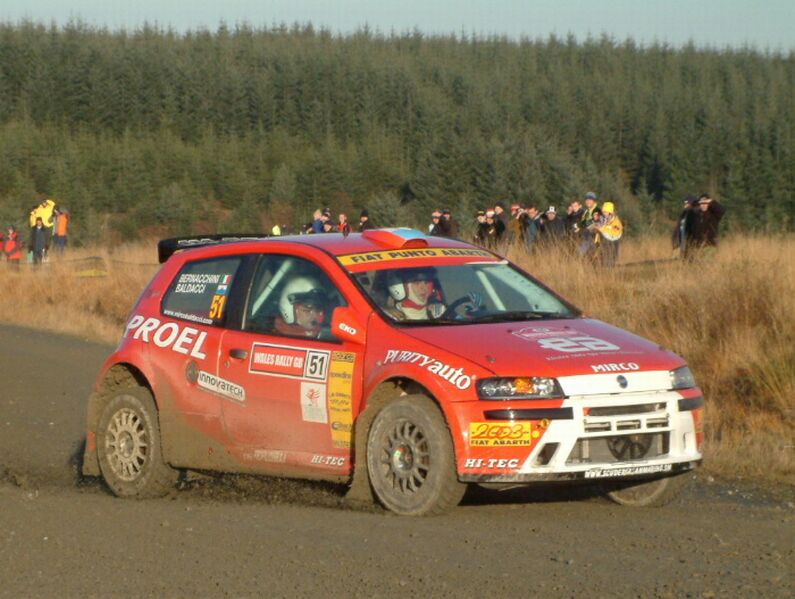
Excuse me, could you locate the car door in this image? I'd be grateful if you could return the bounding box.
[153,254,250,464]
[217,252,365,474]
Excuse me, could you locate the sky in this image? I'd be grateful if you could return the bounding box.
[1,0,793,50]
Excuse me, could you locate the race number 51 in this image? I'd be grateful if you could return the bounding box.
[209,294,227,320]
[538,336,620,353]
[304,350,330,381]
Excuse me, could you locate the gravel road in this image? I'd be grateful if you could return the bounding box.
[0,324,791,598]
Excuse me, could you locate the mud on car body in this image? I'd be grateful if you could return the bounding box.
[83,229,703,515]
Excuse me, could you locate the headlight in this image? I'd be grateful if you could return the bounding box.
[670,366,696,390]
[476,377,564,400]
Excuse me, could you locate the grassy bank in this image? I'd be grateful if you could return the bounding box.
[2,235,792,484]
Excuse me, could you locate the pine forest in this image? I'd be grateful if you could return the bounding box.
[0,22,792,242]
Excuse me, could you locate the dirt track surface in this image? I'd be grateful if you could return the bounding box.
[0,324,792,598]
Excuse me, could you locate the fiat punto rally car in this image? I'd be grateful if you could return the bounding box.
[82,229,703,515]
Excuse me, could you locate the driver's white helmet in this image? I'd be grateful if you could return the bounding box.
[387,268,436,304]
[279,277,326,323]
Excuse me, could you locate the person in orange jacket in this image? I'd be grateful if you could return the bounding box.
[53,208,69,252]
[3,226,23,267]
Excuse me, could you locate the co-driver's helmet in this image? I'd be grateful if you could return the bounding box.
[279,277,328,324]
[387,267,437,304]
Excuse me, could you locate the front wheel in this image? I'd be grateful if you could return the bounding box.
[366,395,465,516]
[603,473,689,507]
[96,386,178,498]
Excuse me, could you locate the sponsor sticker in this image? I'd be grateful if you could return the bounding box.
[538,336,621,353]
[463,458,521,469]
[300,382,328,423]
[247,449,287,463]
[196,370,246,402]
[125,314,208,359]
[249,343,330,381]
[338,247,494,267]
[469,422,533,446]
[512,326,579,341]
[162,309,214,325]
[583,463,673,479]
[591,362,640,373]
[328,351,356,449]
[383,350,473,390]
[310,455,346,467]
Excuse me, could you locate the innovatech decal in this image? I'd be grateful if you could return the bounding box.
[197,371,246,402]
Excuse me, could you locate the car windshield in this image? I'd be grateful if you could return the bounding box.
[353,262,578,325]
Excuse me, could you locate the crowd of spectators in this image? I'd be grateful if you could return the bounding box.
[672,193,727,259]
[283,190,725,268]
[1,195,71,267]
[431,191,628,267]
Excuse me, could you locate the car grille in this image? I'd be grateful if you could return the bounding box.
[583,402,669,433]
[566,432,669,465]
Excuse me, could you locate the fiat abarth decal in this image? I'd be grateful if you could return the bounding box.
[82,228,703,515]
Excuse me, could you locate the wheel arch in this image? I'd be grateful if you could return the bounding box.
[82,362,155,477]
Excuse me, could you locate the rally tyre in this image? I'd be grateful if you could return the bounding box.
[604,473,689,507]
[366,395,465,516]
[96,386,178,498]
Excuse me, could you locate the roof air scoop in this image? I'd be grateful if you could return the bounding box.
[361,228,428,249]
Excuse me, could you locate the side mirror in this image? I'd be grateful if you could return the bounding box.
[331,306,366,345]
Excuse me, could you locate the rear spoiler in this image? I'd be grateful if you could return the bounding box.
[157,234,270,264]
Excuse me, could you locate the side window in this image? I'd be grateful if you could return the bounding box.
[162,256,242,326]
[244,254,346,342]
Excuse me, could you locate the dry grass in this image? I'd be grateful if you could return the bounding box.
[1,235,792,484]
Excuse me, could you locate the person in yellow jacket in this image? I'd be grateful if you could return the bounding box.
[596,201,623,267]
[29,197,57,229]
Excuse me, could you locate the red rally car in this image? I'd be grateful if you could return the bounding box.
[82,228,704,515]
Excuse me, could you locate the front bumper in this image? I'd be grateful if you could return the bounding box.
[450,389,704,483]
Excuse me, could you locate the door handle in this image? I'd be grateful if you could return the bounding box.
[229,348,248,360]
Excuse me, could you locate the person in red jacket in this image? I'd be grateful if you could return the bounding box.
[3,226,22,267]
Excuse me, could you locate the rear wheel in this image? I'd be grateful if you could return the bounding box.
[96,386,178,498]
[604,473,689,507]
[366,395,465,516]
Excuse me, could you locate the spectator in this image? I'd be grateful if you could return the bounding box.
[494,202,510,242]
[29,196,57,229]
[473,210,488,246]
[322,220,335,233]
[566,200,584,237]
[441,208,457,238]
[3,226,22,268]
[523,205,542,252]
[694,194,726,249]
[484,210,504,248]
[672,196,699,259]
[578,192,600,256]
[337,213,351,236]
[358,209,375,231]
[507,204,526,244]
[596,202,623,267]
[29,217,50,265]
[52,208,69,253]
[540,206,566,246]
[310,209,324,234]
[429,210,445,236]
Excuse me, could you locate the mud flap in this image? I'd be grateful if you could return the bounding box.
[82,433,101,476]
[344,406,376,508]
